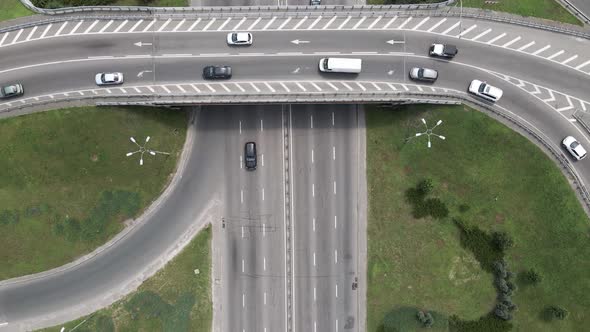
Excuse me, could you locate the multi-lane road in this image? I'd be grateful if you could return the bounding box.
[0,3,589,332]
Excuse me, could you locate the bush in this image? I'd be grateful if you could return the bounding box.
[423,198,449,219]
[449,313,512,332]
[492,231,514,251]
[454,219,503,272]
[545,306,569,321]
[417,310,434,328]
[494,303,513,321]
[0,210,20,225]
[458,203,470,213]
[523,268,542,285]
[32,0,117,8]
[417,178,433,196]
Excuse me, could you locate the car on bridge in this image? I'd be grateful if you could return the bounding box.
[203,66,232,80]
[245,142,257,170]
[429,43,458,58]
[468,79,503,102]
[226,32,253,46]
[409,67,438,82]
[95,72,124,86]
[0,83,24,99]
[563,136,587,161]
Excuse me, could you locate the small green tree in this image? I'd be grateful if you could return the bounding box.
[492,231,514,251]
[417,310,434,328]
[546,306,569,320]
[417,178,433,196]
[524,268,543,285]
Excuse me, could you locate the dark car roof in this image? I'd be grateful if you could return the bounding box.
[444,45,458,54]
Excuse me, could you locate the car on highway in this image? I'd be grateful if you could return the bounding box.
[310,0,321,5]
[0,83,24,99]
[245,142,257,170]
[226,32,252,46]
[468,79,503,102]
[563,136,587,161]
[95,72,124,86]
[409,67,438,82]
[429,43,458,58]
[203,65,232,80]
[319,58,362,74]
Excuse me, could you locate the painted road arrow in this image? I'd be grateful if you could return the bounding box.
[291,39,310,45]
[134,41,153,47]
[386,40,405,45]
[137,70,153,78]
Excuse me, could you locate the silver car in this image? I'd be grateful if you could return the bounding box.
[409,67,438,82]
[95,72,124,86]
[226,32,252,46]
[0,83,24,99]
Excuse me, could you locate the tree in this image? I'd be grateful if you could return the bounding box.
[417,310,434,328]
[417,178,433,196]
[492,231,514,251]
[546,306,569,320]
[524,268,542,285]
[494,303,513,321]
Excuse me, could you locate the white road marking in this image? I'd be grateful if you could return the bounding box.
[202,18,216,31]
[332,112,335,126]
[133,87,141,93]
[69,20,84,35]
[412,17,429,30]
[248,17,262,31]
[314,322,317,332]
[262,187,265,201]
[416,85,423,92]
[188,18,202,31]
[241,190,244,204]
[313,252,316,266]
[54,22,69,36]
[157,18,172,32]
[40,24,52,39]
[114,20,129,33]
[517,41,535,51]
[561,55,578,65]
[371,82,382,91]
[161,85,171,93]
[333,146,336,160]
[296,82,306,91]
[427,18,446,32]
[129,20,143,33]
[382,16,398,30]
[142,19,157,32]
[280,82,290,92]
[99,20,114,33]
[311,149,314,164]
[471,28,492,41]
[311,115,314,128]
[312,183,315,197]
[217,18,231,31]
[547,50,565,60]
[312,217,316,232]
[293,16,308,30]
[486,32,506,44]
[220,84,231,92]
[234,83,245,92]
[575,60,590,70]
[147,86,155,93]
[532,44,551,56]
[9,29,23,44]
[264,292,267,305]
[233,17,248,31]
[542,90,556,102]
[367,16,382,30]
[278,17,292,30]
[263,17,277,30]
[314,287,317,301]
[335,284,338,298]
[327,82,339,91]
[240,155,243,169]
[397,17,412,29]
[308,16,323,30]
[250,83,261,92]
[25,26,38,41]
[356,82,367,91]
[264,257,267,270]
[458,24,477,37]
[569,118,577,122]
[260,119,264,132]
[334,215,337,229]
[338,16,352,30]
[0,33,8,46]
[205,84,215,92]
[501,36,521,48]
[239,120,242,134]
[334,181,337,194]
[261,153,264,166]
[341,82,353,91]
[190,84,201,92]
[263,82,275,93]
[335,250,338,263]
[263,222,266,237]
[173,19,186,32]
[401,84,409,91]
[441,21,460,35]
[242,259,245,272]
[352,17,367,30]
[176,85,186,93]
[243,293,245,308]
[323,16,338,30]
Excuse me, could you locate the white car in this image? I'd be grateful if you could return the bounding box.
[468,79,503,102]
[95,72,124,86]
[226,32,253,46]
[563,136,587,161]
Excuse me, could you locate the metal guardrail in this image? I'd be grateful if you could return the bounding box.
[556,0,590,25]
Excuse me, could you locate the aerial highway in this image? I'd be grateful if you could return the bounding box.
[0,4,589,332]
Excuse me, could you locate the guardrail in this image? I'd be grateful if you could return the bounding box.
[556,0,590,25]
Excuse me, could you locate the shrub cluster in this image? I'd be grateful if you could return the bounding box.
[449,313,512,332]
[492,260,517,321]
[492,231,514,251]
[417,310,434,328]
[0,210,20,226]
[453,219,503,272]
[544,305,569,321]
[521,268,543,285]
[405,179,449,220]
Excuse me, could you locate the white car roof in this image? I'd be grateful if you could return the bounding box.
[484,85,503,99]
[236,32,250,40]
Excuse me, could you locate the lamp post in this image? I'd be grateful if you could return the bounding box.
[126,136,170,165]
[412,118,446,148]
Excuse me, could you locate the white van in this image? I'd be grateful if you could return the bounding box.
[318,58,362,74]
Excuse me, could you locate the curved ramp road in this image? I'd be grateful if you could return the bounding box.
[0,8,588,332]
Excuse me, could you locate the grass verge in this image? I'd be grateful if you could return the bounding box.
[0,0,34,21]
[41,225,212,332]
[367,104,590,331]
[0,106,187,280]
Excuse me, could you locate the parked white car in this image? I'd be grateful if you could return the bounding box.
[468,79,503,102]
[226,32,253,45]
[563,136,587,160]
[95,72,124,86]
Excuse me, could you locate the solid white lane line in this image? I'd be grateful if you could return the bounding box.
[113,20,129,33]
[250,82,261,92]
[561,55,578,65]
[352,17,367,30]
[263,17,277,30]
[323,16,338,29]
[242,259,245,272]
[69,21,84,35]
[532,44,551,55]
[233,17,248,31]
[338,16,352,30]
[247,17,262,30]
[486,32,506,44]
[313,252,316,266]
[575,60,590,70]
[217,18,231,31]
[471,28,491,41]
[261,153,264,166]
[312,217,316,232]
[517,41,535,51]
[242,293,245,308]
[264,292,267,305]
[334,181,337,194]
[128,20,143,33]
[308,16,323,30]
[25,26,38,41]
[293,16,308,30]
[264,257,266,271]
[382,16,398,29]
[458,24,476,37]
[264,82,275,93]
[314,322,317,332]
[241,190,244,204]
[412,17,429,30]
[310,115,314,128]
[202,18,216,31]
[311,149,314,164]
[426,18,445,32]
[173,19,186,32]
[336,320,339,331]
[335,215,337,229]
[547,50,565,60]
[335,250,338,264]
[157,18,172,32]
[262,188,265,201]
[142,19,157,32]
[367,16,382,30]
[501,36,521,48]
[99,20,114,33]
[333,146,336,160]
[263,222,266,237]
[278,17,292,30]
[441,21,460,35]
[312,183,315,197]
[188,18,202,31]
[335,284,338,298]
[397,17,412,29]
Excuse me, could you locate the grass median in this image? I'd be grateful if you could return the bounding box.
[41,225,212,332]
[367,104,590,331]
[0,106,187,280]
[0,0,34,21]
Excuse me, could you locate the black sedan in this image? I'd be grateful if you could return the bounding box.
[203,66,232,80]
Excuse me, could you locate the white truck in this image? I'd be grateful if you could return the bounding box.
[318,58,362,73]
[429,44,458,58]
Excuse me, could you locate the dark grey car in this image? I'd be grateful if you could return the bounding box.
[409,67,438,82]
[203,66,232,80]
[0,83,24,99]
[245,142,257,170]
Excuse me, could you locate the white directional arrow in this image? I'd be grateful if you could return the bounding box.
[137,70,153,78]
[134,41,153,47]
[387,70,395,76]
[386,40,405,45]
[291,39,310,45]
[291,67,301,74]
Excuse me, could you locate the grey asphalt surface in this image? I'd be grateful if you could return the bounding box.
[565,0,590,22]
[0,10,589,332]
